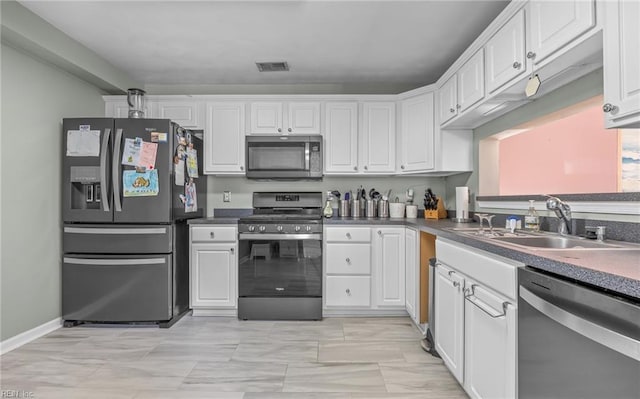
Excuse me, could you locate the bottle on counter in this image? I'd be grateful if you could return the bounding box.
[524,200,540,231]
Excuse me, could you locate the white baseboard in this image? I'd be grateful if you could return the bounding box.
[323,309,409,317]
[0,317,63,355]
[191,309,237,317]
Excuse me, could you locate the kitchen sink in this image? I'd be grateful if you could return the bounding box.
[491,235,623,249]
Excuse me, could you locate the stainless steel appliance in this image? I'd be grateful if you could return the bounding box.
[245,135,323,180]
[421,257,440,357]
[238,192,323,320]
[518,267,639,398]
[62,118,206,327]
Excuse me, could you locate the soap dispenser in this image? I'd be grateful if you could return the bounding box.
[525,200,540,231]
[323,191,334,218]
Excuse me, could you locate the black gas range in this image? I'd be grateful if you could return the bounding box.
[237,192,323,320]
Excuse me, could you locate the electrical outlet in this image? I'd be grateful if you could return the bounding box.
[223,191,231,202]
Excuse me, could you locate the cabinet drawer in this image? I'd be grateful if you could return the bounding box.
[325,227,371,243]
[191,226,237,242]
[326,276,371,307]
[326,243,371,275]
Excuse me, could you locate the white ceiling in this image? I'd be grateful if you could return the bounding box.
[19,0,509,91]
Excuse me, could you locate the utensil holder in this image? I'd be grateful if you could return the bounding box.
[339,200,350,217]
[351,200,362,218]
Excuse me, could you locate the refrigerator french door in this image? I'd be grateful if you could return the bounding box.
[62,118,204,326]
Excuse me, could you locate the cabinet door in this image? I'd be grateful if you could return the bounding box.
[485,9,527,94]
[250,102,283,134]
[204,102,246,174]
[400,93,435,172]
[325,102,359,173]
[528,0,595,65]
[360,102,396,173]
[404,228,418,322]
[457,50,485,112]
[438,75,458,124]
[603,0,640,128]
[105,101,153,119]
[287,102,321,134]
[434,262,465,384]
[464,281,517,399]
[374,228,405,307]
[190,243,237,308]
[158,101,202,128]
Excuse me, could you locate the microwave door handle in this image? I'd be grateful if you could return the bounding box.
[99,128,111,212]
[305,142,310,170]
[112,128,123,212]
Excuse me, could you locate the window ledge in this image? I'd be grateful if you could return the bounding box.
[476,193,640,216]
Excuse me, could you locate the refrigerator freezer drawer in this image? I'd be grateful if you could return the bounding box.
[62,254,172,322]
[63,224,172,254]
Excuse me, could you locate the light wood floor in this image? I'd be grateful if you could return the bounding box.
[0,316,467,399]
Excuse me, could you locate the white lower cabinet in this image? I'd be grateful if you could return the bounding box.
[325,276,371,307]
[435,238,520,399]
[434,262,465,384]
[373,227,405,308]
[190,225,238,315]
[404,227,419,323]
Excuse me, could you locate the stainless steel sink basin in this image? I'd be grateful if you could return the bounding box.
[491,235,623,249]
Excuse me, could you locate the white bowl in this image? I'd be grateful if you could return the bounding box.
[389,203,406,218]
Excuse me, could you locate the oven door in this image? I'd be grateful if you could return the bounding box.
[246,136,311,179]
[238,233,322,298]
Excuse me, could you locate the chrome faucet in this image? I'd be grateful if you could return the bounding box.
[545,195,572,235]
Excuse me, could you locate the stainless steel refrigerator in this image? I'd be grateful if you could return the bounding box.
[62,118,206,327]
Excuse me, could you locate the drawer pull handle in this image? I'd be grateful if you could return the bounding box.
[210,232,215,238]
[346,288,351,296]
[453,281,460,288]
[346,233,352,239]
[345,257,351,264]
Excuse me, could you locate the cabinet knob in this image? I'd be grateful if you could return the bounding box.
[602,103,617,113]
[240,166,244,171]
[345,288,351,296]
[526,51,536,60]
[401,165,405,170]
[456,104,461,109]
[512,61,522,69]
[288,128,292,132]
[345,257,351,264]
[230,248,235,254]
[377,230,382,236]
[210,232,215,238]
[277,128,282,133]
[353,166,358,171]
[364,166,368,171]
[449,108,455,113]
[346,233,352,239]
[453,281,460,288]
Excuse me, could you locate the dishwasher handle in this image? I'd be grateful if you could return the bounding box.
[520,286,640,361]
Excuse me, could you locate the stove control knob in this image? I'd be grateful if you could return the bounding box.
[248,225,256,232]
[306,225,312,232]
[259,225,266,232]
[295,226,301,232]
[277,225,284,232]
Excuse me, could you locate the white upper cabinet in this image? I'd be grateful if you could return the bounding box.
[457,49,485,112]
[439,75,458,124]
[325,102,359,173]
[400,93,435,172]
[603,0,640,128]
[360,102,396,173]
[249,101,320,134]
[204,102,245,174]
[485,9,527,94]
[105,100,154,119]
[528,0,596,65]
[158,101,203,128]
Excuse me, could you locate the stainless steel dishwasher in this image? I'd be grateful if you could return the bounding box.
[518,267,640,399]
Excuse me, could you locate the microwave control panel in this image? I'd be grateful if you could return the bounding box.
[310,143,322,173]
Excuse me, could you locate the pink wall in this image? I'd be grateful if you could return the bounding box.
[499,105,619,195]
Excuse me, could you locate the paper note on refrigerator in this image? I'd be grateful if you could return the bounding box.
[174,159,185,186]
[185,180,197,212]
[123,169,159,197]
[121,137,142,166]
[66,130,101,157]
[186,148,198,178]
[139,141,158,170]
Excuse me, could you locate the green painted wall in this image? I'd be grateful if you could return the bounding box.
[0,44,105,341]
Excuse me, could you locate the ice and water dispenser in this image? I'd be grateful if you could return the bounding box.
[69,166,102,210]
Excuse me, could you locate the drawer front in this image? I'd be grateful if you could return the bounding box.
[325,227,371,243]
[326,243,371,275]
[191,226,237,242]
[326,276,371,307]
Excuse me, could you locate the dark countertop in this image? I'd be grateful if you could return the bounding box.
[189,216,640,300]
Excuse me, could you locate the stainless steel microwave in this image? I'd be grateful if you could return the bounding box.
[246,135,323,180]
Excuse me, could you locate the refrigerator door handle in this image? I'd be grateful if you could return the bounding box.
[64,257,166,266]
[112,128,123,212]
[100,128,111,212]
[64,227,167,235]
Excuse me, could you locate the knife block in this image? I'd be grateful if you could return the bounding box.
[424,197,447,219]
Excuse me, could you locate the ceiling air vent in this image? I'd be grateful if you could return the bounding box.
[256,62,289,72]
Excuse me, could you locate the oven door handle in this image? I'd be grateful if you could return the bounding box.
[239,233,322,241]
[520,287,640,361]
